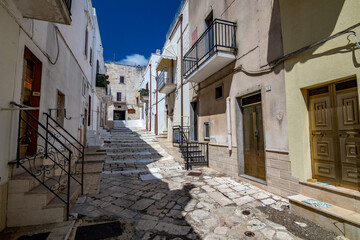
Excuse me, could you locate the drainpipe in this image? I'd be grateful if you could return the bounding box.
[156,70,158,135]
[180,14,184,129]
[226,97,232,151]
[149,64,152,132]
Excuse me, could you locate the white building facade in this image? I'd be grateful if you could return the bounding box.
[0,0,106,229]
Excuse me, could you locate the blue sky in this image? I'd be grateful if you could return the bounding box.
[92,0,182,65]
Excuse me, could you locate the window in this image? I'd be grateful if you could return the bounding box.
[84,29,88,57]
[89,47,93,65]
[204,122,210,140]
[120,76,125,84]
[88,95,91,127]
[57,91,65,127]
[215,85,223,99]
[117,92,122,101]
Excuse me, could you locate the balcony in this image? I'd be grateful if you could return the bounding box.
[13,0,72,25]
[158,69,176,94]
[96,74,107,93]
[183,19,237,83]
[139,89,149,102]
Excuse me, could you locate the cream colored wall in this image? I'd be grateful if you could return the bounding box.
[189,0,287,150]
[279,0,360,180]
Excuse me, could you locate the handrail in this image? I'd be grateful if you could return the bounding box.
[11,102,72,153]
[43,112,85,195]
[43,113,84,148]
[172,125,209,170]
[11,101,82,221]
[183,19,237,77]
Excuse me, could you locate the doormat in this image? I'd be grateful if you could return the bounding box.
[18,232,50,240]
[75,222,123,240]
[302,199,333,208]
[188,172,202,177]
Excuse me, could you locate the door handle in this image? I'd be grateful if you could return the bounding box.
[312,132,324,137]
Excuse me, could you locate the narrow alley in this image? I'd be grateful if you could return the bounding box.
[68,126,338,240]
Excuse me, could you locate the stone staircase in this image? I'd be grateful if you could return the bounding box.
[102,126,181,177]
[288,180,360,239]
[7,156,82,227]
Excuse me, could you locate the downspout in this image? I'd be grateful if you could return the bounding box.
[156,70,158,135]
[226,97,232,151]
[180,14,184,129]
[149,64,152,132]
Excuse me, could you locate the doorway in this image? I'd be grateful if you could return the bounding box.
[241,93,265,181]
[309,79,360,190]
[190,101,198,141]
[114,110,126,121]
[205,11,214,55]
[21,47,43,156]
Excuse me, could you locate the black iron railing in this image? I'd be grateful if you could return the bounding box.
[173,125,208,170]
[64,0,72,13]
[11,101,82,220]
[158,69,174,91]
[183,19,237,77]
[44,112,85,194]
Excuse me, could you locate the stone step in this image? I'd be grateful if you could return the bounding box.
[7,184,81,227]
[289,194,360,239]
[8,157,45,178]
[26,175,68,205]
[104,156,173,164]
[299,180,360,213]
[8,166,57,194]
[107,151,167,156]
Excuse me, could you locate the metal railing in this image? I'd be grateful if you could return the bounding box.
[158,69,174,91]
[183,19,237,77]
[173,125,208,170]
[11,101,82,220]
[44,112,85,194]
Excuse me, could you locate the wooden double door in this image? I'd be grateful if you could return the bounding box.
[309,79,360,190]
[242,93,265,181]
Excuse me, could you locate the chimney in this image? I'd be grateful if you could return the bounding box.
[156,49,161,55]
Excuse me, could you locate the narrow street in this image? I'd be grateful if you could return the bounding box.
[69,127,338,240]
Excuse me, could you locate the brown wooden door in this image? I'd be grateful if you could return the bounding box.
[309,79,360,190]
[21,47,42,155]
[243,102,265,181]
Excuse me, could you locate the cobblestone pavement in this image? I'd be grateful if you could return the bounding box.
[70,127,339,240]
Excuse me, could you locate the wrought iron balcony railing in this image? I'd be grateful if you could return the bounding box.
[158,69,174,90]
[183,19,237,77]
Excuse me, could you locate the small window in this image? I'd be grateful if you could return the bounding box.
[204,122,210,140]
[117,92,122,101]
[89,48,93,65]
[57,91,65,127]
[84,29,88,57]
[82,78,86,96]
[215,85,223,99]
[120,76,125,84]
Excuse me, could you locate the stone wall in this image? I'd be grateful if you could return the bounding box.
[209,144,299,197]
[106,63,145,121]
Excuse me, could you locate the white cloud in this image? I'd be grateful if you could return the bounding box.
[116,54,148,66]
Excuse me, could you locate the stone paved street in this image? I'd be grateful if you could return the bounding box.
[70,127,339,240]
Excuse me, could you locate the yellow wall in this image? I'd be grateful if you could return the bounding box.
[279,0,360,180]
